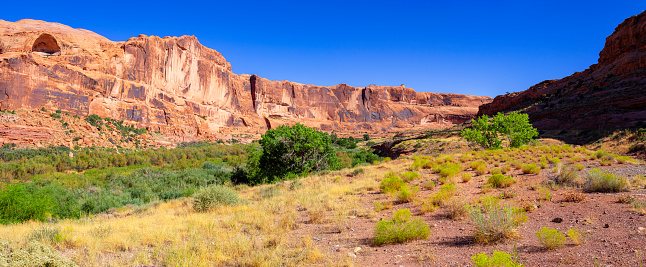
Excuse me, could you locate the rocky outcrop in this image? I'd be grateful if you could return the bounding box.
[0,19,491,140]
[479,11,646,130]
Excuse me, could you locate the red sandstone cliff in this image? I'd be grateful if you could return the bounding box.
[0,19,491,140]
[479,11,646,130]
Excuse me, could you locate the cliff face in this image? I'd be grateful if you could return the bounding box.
[0,19,491,139]
[479,11,646,130]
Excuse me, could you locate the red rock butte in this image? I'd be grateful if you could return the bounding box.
[0,19,491,139]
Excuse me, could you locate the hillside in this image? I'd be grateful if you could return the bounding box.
[479,11,646,132]
[0,19,491,148]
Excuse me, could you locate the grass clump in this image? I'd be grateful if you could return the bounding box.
[554,164,582,186]
[469,202,526,244]
[192,185,239,212]
[396,185,418,203]
[430,183,457,206]
[380,173,405,194]
[471,250,524,267]
[488,174,516,188]
[566,228,584,245]
[445,198,469,220]
[563,190,586,202]
[521,164,540,175]
[536,227,566,250]
[400,171,420,182]
[461,173,473,183]
[585,169,629,193]
[373,209,430,245]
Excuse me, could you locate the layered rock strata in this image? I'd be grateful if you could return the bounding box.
[0,19,491,139]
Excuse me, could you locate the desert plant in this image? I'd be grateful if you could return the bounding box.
[633,175,646,189]
[488,174,516,188]
[374,201,392,212]
[521,164,540,175]
[536,227,566,250]
[471,250,524,267]
[396,185,418,203]
[373,209,430,245]
[461,173,473,183]
[445,198,469,220]
[380,174,405,194]
[538,188,552,201]
[430,183,457,206]
[0,241,78,267]
[192,185,239,212]
[400,171,419,182]
[554,164,581,186]
[566,228,584,245]
[563,190,586,202]
[423,180,436,190]
[461,112,538,149]
[585,169,630,193]
[469,202,526,244]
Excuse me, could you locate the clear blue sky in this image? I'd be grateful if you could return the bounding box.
[2,1,643,97]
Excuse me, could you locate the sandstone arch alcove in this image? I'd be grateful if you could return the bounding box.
[31,33,60,55]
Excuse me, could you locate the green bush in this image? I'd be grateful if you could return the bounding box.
[248,123,338,184]
[380,173,405,194]
[521,164,540,175]
[396,185,418,203]
[400,171,419,182]
[488,174,516,188]
[536,227,566,250]
[472,250,524,267]
[192,185,239,212]
[585,169,629,192]
[461,112,538,149]
[373,209,430,245]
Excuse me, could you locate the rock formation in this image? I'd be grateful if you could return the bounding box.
[0,19,491,141]
[479,11,646,130]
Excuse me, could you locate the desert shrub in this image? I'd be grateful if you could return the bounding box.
[521,164,540,175]
[192,185,239,212]
[566,228,584,245]
[501,190,517,199]
[471,250,524,267]
[248,123,338,184]
[585,169,629,192]
[554,164,581,186]
[410,156,436,170]
[633,175,646,189]
[351,149,380,166]
[445,198,468,220]
[380,173,405,194]
[373,209,430,245]
[616,156,631,164]
[373,201,392,212]
[501,165,511,174]
[461,173,473,183]
[423,180,436,190]
[430,183,457,206]
[469,202,525,244]
[475,165,488,176]
[400,171,419,182]
[439,166,461,178]
[0,241,78,267]
[536,227,566,250]
[538,188,552,201]
[491,168,502,175]
[488,174,516,188]
[349,168,365,177]
[563,190,586,202]
[396,185,418,203]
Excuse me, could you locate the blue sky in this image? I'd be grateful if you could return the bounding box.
[2,1,643,97]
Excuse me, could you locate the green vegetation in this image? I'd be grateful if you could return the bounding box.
[373,209,430,245]
[0,241,78,267]
[585,169,630,192]
[380,173,405,194]
[461,112,538,149]
[469,201,526,244]
[192,185,240,212]
[472,250,524,267]
[488,174,516,188]
[536,227,566,250]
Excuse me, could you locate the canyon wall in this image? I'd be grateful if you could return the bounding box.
[479,11,646,130]
[0,19,491,138]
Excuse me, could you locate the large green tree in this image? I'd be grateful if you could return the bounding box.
[248,123,338,184]
[461,112,538,149]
